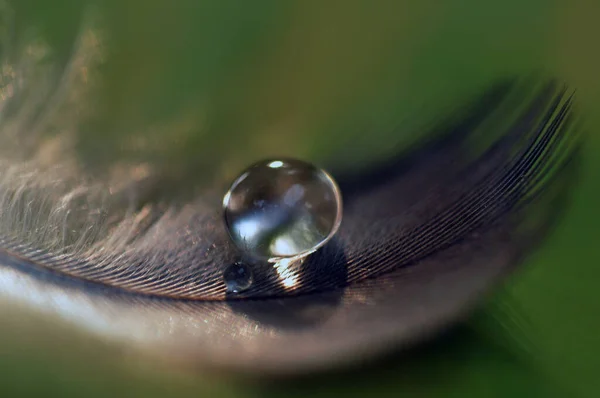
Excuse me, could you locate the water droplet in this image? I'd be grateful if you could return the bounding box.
[223,262,253,293]
[223,158,342,261]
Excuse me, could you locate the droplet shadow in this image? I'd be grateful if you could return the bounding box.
[226,238,348,331]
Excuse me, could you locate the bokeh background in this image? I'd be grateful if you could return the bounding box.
[0,0,599,396]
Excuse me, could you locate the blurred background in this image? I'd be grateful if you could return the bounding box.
[0,0,599,396]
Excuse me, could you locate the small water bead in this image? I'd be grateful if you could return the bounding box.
[223,262,253,293]
[223,158,343,261]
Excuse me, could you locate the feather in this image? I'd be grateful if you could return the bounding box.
[0,0,583,374]
[0,76,582,373]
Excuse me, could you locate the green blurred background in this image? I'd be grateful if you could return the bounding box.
[0,0,599,396]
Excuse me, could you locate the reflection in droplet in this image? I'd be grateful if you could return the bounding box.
[223,262,253,293]
[223,158,342,261]
[268,160,284,169]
